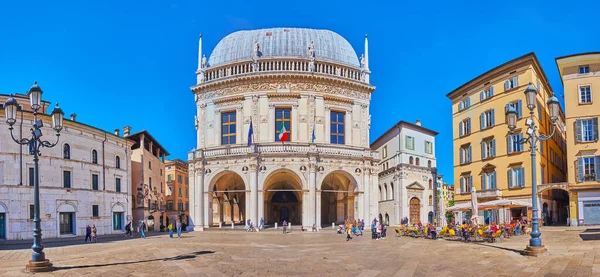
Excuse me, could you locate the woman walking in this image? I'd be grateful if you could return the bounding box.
[91,224,97,243]
[176,219,182,238]
[168,222,174,238]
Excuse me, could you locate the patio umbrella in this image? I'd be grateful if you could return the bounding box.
[470,187,478,225]
[447,202,472,212]
[478,199,530,223]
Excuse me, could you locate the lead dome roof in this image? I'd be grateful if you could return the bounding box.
[208,28,360,67]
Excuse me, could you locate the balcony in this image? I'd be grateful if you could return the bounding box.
[476,189,502,199]
[189,143,379,161]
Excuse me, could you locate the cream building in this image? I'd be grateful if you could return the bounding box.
[0,92,133,240]
[188,28,379,230]
[371,120,437,226]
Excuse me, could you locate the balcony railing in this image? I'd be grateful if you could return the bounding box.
[476,189,502,199]
[198,58,367,85]
[189,143,378,160]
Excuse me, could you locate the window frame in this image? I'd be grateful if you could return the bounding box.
[116,177,121,193]
[115,156,121,169]
[579,65,590,74]
[92,174,99,190]
[424,141,433,154]
[92,205,99,218]
[275,108,292,142]
[63,143,71,159]
[583,156,596,181]
[28,167,34,186]
[221,111,237,145]
[91,149,98,164]
[579,84,592,104]
[581,118,595,142]
[63,170,71,189]
[405,136,415,150]
[330,110,346,145]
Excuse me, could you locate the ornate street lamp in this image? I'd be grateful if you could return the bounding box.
[4,81,64,272]
[505,82,560,256]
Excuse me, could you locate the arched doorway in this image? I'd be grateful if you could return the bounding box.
[264,170,303,225]
[320,171,357,225]
[539,188,569,226]
[209,171,247,226]
[409,197,421,225]
[428,211,433,224]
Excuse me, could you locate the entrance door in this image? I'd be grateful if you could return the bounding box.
[583,201,600,225]
[59,212,74,235]
[0,213,5,239]
[280,207,289,222]
[113,212,124,230]
[409,197,421,225]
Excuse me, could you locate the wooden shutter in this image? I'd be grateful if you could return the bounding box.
[504,80,510,91]
[519,168,525,187]
[481,141,487,160]
[459,121,464,137]
[490,109,495,126]
[596,156,600,181]
[480,113,484,130]
[517,100,523,118]
[466,97,470,107]
[593,117,599,141]
[490,139,496,157]
[507,135,513,154]
[467,118,471,134]
[468,176,473,191]
[481,174,486,190]
[507,169,513,188]
[468,145,472,163]
[460,148,464,164]
[491,172,497,189]
[576,119,582,142]
[577,157,584,182]
[480,91,484,101]
[513,76,519,88]
[490,86,494,96]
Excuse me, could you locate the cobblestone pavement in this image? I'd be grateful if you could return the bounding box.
[1,226,600,276]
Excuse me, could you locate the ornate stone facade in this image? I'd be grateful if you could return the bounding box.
[188,28,378,230]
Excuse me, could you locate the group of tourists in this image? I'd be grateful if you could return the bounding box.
[444,217,531,242]
[167,219,183,238]
[84,224,97,243]
[337,218,366,241]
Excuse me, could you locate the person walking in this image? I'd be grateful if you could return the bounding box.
[125,221,132,237]
[282,220,288,234]
[85,224,92,242]
[168,222,174,238]
[176,219,182,238]
[140,221,147,239]
[259,217,265,230]
[91,224,97,243]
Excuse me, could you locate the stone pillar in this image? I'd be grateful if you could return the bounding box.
[345,110,352,146]
[302,191,310,228]
[394,176,401,225]
[214,110,221,146]
[198,166,205,230]
[569,191,578,226]
[363,169,371,222]
[325,107,331,141]
[250,164,258,225]
[316,191,322,228]
[236,106,243,145]
[292,104,299,142]
[308,161,317,228]
[268,104,275,142]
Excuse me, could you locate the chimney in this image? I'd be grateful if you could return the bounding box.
[416,119,421,126]
[123,126,132,137]
[70,113,77,121]
[114,128,120,136]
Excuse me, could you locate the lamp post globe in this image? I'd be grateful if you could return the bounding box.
[523,82,538,111]
[26,81,43,111]
[547,95,560,123]
[505,105,518,131]
[3,94,19,127]
[50,103,64,132]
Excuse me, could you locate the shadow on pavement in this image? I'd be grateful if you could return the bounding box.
[473,243,525,255]
[581,228,600,233]
[53,251,215,270]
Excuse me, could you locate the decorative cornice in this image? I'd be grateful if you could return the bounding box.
[213,95,245,105]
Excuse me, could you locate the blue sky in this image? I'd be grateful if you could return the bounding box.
[1,1,598,183]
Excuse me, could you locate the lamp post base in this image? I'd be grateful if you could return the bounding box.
[523,245,547,257]
[26,259,54,272]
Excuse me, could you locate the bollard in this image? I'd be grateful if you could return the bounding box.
[275,223,278,229]
[219,222,222,228]
[332,222,335,229]
[231,222,234,229]
[289,223,292,230]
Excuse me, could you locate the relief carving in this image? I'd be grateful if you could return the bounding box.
[260,115,268,123]
[299,115,307,123]
[316,116,324,124]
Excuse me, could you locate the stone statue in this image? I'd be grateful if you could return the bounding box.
[201,54,207,68]
[308,60,315,72]
[252,61,258,72]
[360,54,366,68]
[360,71,366,82]
[307,41,315,58]
[253,41,260,60]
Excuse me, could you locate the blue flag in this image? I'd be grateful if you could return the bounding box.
[248,121,254,146]
[311,124,316,143]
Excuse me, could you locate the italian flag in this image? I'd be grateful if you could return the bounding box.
[278,124,288,143]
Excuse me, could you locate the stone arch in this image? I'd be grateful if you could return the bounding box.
[316,169,358,191]
[261,167,307,191]
[384,183,389,200]
[57,202,77,213]
[206,169,247,225]
[111,202,126,213]
[263,168,305,225]
[205,168,249,192]
[0,201,7,213]
[62,143,71,159]
[319,170,359,224]
[538,185,570,226]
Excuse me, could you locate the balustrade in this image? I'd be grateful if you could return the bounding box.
[191,143,377,159]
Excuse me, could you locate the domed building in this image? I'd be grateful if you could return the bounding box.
[187,28,378,230]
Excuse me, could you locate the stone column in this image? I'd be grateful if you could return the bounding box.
[363,169,371,222]
[325,107,331,141]
[268,104,275,142]
[308,161,317,228]
[236,106,243,145]
[316,191,322,228]
[394,176,401,225]
[292,104,299,142]
[250,163,258,225]
[198,165,205,230]
[569,191,578,226]
[345,110,352,146]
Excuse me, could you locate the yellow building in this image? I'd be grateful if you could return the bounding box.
[447,53,567,224]
[164,159,189,227]
[556,53,600,226]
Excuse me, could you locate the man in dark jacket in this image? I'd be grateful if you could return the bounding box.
[85,224,92,242]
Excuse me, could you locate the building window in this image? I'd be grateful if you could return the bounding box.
[428,179,432,190]
[541,166,545,184]
[92,149,98,164]
[415,158,420,166]
[458,97,470,111]
[149,177,152,190]
[63,144,71,159]
[405,136,415,150]
[424,141,433,154]
[29,204,34,220]
[409,156,414,165]
[29,167,34,186]
[92,205,99,218]
[508,167,525,188]
[459,145,472,164]
[178,187,182,197]
[579,65,590,74]
[185,178,189,185]
[382,146,388,158]
[178,201,183,211]
[168,186,173,196]
[428,195,432,206]
[185,202,189,211]
[579,85,592,104]
[166,201,174,211]
[480,86,494,101]
[481,139,496,160]
[427,160,432,168]
[177,175,182,183]
[459,118,471,137]
[149,161,152,169]
[507,100,523,119]
[116,156,121,169]
[330,111,345,144]
[116,178,121,193]
[507,133,524,153]
[576,118,599,142]
[481,171,496,190]
[92,174,99,190]
[459,175,472,194]
[221,111,237,145]
[480,109,495,130]
[577,156,599,182]
[275,108,291,142]
[160,182,163,193]
[63,171,71,188]
[504,76,519,91]
[186,188,189,197]
[167,174,173,182]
